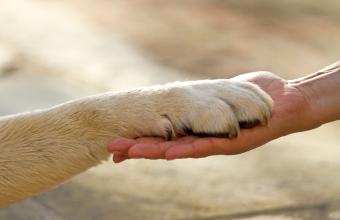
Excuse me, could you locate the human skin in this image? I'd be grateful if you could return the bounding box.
[107,61,340,162]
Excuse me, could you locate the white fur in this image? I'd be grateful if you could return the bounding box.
[0,79,273,205]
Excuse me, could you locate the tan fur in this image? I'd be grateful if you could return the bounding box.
[0,79,273,205]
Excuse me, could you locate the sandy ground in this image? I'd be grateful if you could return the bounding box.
[0,1,339,219]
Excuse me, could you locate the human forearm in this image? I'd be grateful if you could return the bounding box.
[294,61,340,128]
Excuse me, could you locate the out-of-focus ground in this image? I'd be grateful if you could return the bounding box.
[0,1,339,220]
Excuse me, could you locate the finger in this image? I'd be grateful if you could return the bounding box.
[128,143,161,159]
[165,143,195,159]
[108,137,166,153]
[165,138,242,160]
[127,136,198,159]
[130,137,167,159]
[112,153,129,163]
[128,140,184,159]
[107,138,137,153]
[165,138,224,159]
[173,136,198,143]
[136,137,165,144]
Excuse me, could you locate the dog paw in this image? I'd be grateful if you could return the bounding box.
[82,79,273,140]
[152,79,273,139]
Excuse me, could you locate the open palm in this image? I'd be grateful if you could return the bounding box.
[108,71,310,163]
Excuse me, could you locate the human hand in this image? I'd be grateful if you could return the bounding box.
[108,71,311,163]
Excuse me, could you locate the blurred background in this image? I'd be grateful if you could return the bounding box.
[0,0,340,219]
